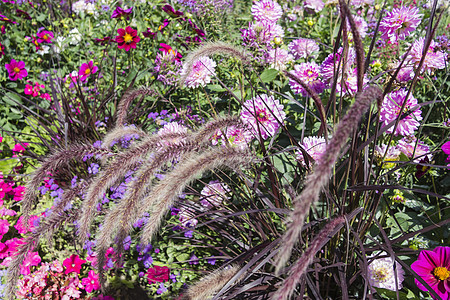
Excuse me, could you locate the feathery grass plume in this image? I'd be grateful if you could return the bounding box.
[141,146,254,243]
[184,265,240,300]
[115,87,160,127]
[339,0,365,92]
[101,126,149,150]
[190,115,243,144]
[275,86,382,274]
[20,143,112,225]
[283,70,328,138]
[179,42,249,86]
[271,216,345,300]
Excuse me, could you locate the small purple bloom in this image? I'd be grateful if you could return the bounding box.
[88,163,100,175]
[189,254,199,265]
[184,230,193,238]
[156,282,168,294]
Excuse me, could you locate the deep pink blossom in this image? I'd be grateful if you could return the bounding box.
[14,215,39,234]
[251,0,283,22]
[0,219,10,239]
[5,59,28,81]
[12,143,28,154]
[78,61,98,82]
[111,6,133,19]
[442,141,450,167]
[411,246,450,300]
[146,265,170,284]
[116,26,140,51]
[379,6,422,43]
[63,254,86,274]
[36,30,54,43]
[0,180,13,199]
[289,62,327,97]
[82,270,100,293]
[13,185,26,201]
[20,251,41,275]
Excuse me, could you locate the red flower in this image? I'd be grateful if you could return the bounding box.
[116,26,140,51]
[63,254,86,274]
[146,265,169,284]
[78,61,98,82]
[111,6,133,19]
[36,30,54,43]
[5,59,28,81]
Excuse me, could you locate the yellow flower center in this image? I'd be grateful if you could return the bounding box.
[44,34,49,40]
[168,49,176,57]
[85,68,91,75]
[13,67,20,73]
[433,267,450,281]
[374,267,388,282]
[124,33,133,43]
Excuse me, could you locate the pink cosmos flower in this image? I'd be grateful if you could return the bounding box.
[111,6,133,19]
[265,48,293,71]
[5,59,28,81]
[116,26,140,51]
[200,180,231,208]
[146,265,170,284]
[289,62,327,97]
[82,270,101,293]
[411,246,450,300]
[251,0,283,23]
[240,94,286,140]
[297,136,327,166]
[406,37,447,74]
[63,254,86,274]
[288,38,320,60]
[183,56,216,88]
[36,30,54,43]
[78,61,98,82]
[380,90,422,136]
[379,6,422,43]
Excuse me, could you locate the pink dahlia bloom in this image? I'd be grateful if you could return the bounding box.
[78,61,98,82]
[379,6,422,43]
[251,0,283,23]
[297,136,327,166]
[200,180,230,208]
[407,37,447,74]
[304,0,325,13]
[289,62,327,97]
[398,136,431,162]
[368,255,405,291]
[411,246,450,300]
[379,89,422,136]
[346,15,368,40]
[242,20,284,48]
[240,94,286,140]
[265,48,293,70]
[336,67,369,95]
[116,26,140,51]
[288,38,319,60]
[395,64,415,82]
[320,47,355,82]
[183,56,216,88]
[5,59,28,81]
[211,125,253,149]
[158,122,188,148]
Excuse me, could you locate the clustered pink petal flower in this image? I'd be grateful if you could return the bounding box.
[320,47,355,82]
[442,140,450,167]
[183,56,216,88]
[240,94,286,140]
[242,20,284,48]
[397,136,431,162]
[367,254,405,291]
[12,142,29,154]
[379,6,422,43]
[82,270,101,293]
[379,89,422,136]
[200,180,231,208]
[289,62,327,97]
[14,215,39,234]
[0,219,10,239]
[116,26,140,51]
[336,67,369,95]
[63,254,86,274]
[288,38,319,60]
[211,125,253,149]
[297,136,327,166]
[20,251,41,275]
[411,246,450,300]
[5,59,28,81]
[346,15,368,40]
[304,0,325,13]
[265,48,293,71]
[406,37,447,74]
[251,0,283,23]
[78,61,98,82]
[24,82,46,97]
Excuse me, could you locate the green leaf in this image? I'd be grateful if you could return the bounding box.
[2,92,22,106]
[36,14,47,21]
[175,253,190,262]
[207,84,227,92]
[260,68,278,83]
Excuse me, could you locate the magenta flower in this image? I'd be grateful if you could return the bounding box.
[251,0,283,23]
[116,26,140,51]
[36,30,54,43]
[411,246,450,300]
[288,38,319,60]
[240,94,286,140]
[78,61,98,82]
[289,62,327,97]
[162,4,183,17]
[20,251,41,275]
[379,89,422,136]
[146,265,170,284]
[320,47,355,82]
[82,270,100,293]
[441,141,450,167]
[5,59,28,81]
[111,6,133,19]
[379,6,422,43]
[0,219,10,240]
[63,254,86,274]
[406,37,447,74]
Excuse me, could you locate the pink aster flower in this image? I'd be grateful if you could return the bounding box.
[406,37,447,74]
[63,254,86,274]
[183,56,216,88]
[320,47,355,82]
[240,94,286,140]
[379,89,422,136]
[5,59,28,81]
[111,6,133,19]
[200,180,231,208]
[116,26,140,51]
[297,136,327,166]
[288,38,320,60]
[411,246,450,300]
[82,270,101,293]
[78,61,98,82]
[379,6,422,43]
[398,136,431,162]
[251,0,283,23]
[266,48,293,71]
[289,62,327,97]
[304,0,325,13]
[36,30,54,43]
[368,254,405,291]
